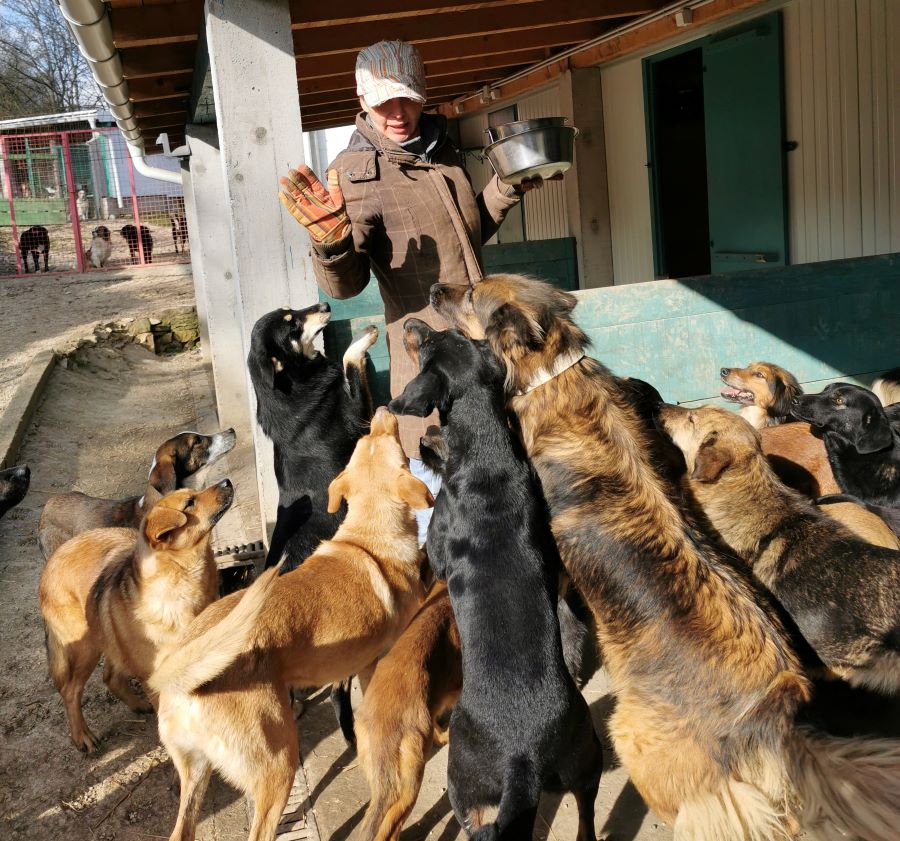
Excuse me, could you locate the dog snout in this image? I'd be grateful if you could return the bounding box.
[371,406,399,437]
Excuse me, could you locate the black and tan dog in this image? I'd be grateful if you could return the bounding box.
[659,404,900,694]
[720,361,802,428]
[432,273,900,841]
[0,464,30,519]
[792,383,900,508]
[38,480,233,752]
[390,321,603,841]
[38,429,235,560]
[149,410,431,841]
[247,303,377,571]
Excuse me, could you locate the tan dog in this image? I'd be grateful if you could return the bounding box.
[720,361,802,428]
[149,408,432,841]
[659,404,900,693]
[38,480,233,752]
[432,273,900,841]
[355,581,462,841]
[759,421,840,497]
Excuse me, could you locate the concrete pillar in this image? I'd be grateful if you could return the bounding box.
[181,124,261,544]
[560,68,615,288]
[204,0,319,539]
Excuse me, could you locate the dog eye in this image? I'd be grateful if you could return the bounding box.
[833,397,844,406]
[184,498,195,510]
[753,371,765,378]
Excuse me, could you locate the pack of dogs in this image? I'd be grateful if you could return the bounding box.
[15,215,191,273]
[26,273,900,841]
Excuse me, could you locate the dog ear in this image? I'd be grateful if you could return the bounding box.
[856,408,893,454]
[486,303,543,356]
[149,455,177,495]
[326,470,349,514]
[690,435,731,483]
[771,373,802,419]
[394,470,435,510]
[144,506,188,544]
[388,370,445,417]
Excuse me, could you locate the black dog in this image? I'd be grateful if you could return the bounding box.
[248,302,377,746]
[0,464,30,519]
[247,302,376,570]
[19,226,49,272]
[792,383,900,507]
[120,224,153,264]
[389,321,602,841]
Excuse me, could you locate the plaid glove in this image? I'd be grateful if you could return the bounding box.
[278,166,351,244]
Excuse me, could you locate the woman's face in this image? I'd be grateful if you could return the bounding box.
[361,96,424,143]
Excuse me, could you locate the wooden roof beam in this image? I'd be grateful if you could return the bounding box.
[299,50,548,95]
[295,21,603,67]
[128,72,193,102]
[121,43,196,79]
[110,1,203,49]
[293,0,655,57]
[443,0,770,117]
[290,0,540,28]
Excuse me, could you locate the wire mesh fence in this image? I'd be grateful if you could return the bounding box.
[0,127,189,277]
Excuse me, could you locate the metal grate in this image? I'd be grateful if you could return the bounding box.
[276,764,321,841]
[0,126,189,277]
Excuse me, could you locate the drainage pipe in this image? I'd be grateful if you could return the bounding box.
[56,0,185,184]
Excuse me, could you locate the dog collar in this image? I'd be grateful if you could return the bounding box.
[516,350,585,396]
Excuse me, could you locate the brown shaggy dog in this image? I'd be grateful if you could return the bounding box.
[431,273,900,841]
[659,404,900,693]
[355,582,462,841]
[720,361,803,428]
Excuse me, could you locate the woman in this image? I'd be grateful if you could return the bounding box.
[279,40,551,537]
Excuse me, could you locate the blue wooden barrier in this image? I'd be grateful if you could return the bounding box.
[322,249,899,408]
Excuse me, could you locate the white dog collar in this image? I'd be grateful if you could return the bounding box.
[516,350,585,396]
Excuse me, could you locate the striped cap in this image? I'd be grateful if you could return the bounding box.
[355,41,426,109]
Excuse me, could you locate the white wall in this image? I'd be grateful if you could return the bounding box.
[600,60,655,284]
[600,0,900,283]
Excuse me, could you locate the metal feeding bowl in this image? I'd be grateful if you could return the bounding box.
[484,117,579,186]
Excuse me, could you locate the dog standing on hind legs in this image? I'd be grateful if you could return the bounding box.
[431,273,900,841]
[150,409,432,841]
[390,321,603,841]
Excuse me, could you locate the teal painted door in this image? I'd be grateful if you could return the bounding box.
[703,12,787,273]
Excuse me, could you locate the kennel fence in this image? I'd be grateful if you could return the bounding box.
[0,127,190,276]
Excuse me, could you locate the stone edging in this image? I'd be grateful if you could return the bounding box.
[0,350,56,469]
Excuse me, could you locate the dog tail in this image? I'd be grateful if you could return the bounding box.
[148,561,282,696]
[470,758,540,841]
[872,368,900,407]
[785,726,900,841]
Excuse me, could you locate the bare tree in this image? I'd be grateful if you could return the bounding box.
[0,0,101,118]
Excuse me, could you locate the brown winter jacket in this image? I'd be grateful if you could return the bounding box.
[311,112,520,456]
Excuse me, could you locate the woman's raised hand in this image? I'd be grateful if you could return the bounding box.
[278,166,351,244]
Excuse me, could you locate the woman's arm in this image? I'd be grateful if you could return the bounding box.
[476,173,521,244]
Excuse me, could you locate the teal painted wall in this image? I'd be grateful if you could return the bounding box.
[324,249,899,408]
[574,252,899,406]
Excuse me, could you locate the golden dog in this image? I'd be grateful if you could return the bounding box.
[720,361,802,428]
[38,480,232,751]
[149,408,432,841]
[660,404,900,692]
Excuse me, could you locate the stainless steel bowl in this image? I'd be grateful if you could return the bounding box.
[484,121,579,186]
[484,116,568,144]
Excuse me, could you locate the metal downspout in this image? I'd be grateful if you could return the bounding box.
[56,0,183,184]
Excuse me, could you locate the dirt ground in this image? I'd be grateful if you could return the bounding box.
[0,266,672,841]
